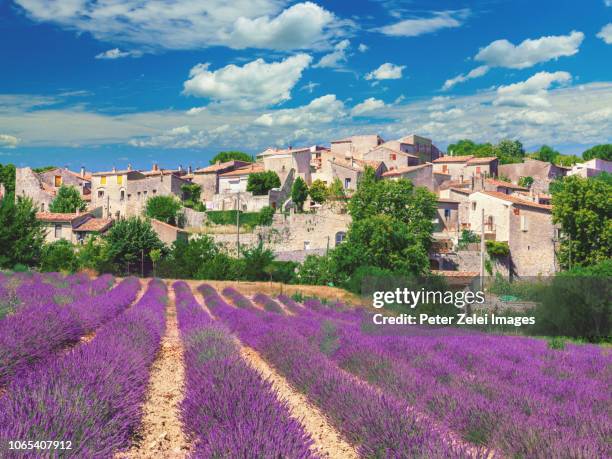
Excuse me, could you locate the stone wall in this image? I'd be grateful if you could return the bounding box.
[182,207,207,228]
[15,167,53,211]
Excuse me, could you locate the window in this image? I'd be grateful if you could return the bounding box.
[520,215,528,231]
[127,194,131,201]
[476,166,481,175]
[98,190,104,198]
[137,192,141,199]
[304,241,311,250]
[152,189,157,194]
[143,191,148,197]
[442,165,448,173]
[100,176,107,185]
[444,208,451,220]
[120,190,125,201]
[54,224,61,239]
[513,208,520,216]
[40,203,45,211]
[335,231,346,246]
[117,175,123,185]
[472,202,477,211]
[390,153,397,161]
[344,177,351,189]
[54,175,62,187]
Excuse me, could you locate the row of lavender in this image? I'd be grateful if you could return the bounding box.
[173,281,315,457]
[0,279,167,458]
[0,276,140,387]
[202,285,481,458]
[0,272,114,317]
[276,293,612,457]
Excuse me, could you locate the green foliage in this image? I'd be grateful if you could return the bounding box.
[247,170,281,196]
[181,183,205,211]
[0,163,16,195]
[518,176,534,188]
[206,210,260,227]
[291,177,308,211]
[582,144,612,161]
[309,179,328,204]
[458,229,480,249]
[267,261,298,283]
[156,235,220,279]
[547,336,566,350]
[486,240,510,257]
[532,145,559,163]
[145,195,183,226]
[295,255,336,285]
[49,185,87,213]
[0,194,45,269]
[446,139,524,164]
[209,151,253,164]
[40,240,78,273]
[551,175,611,268]
[257,206,275,226]
[343,265,393,294]
[327,178,346,200]
[532,260,612,342]
[554,154,580,167]
[32,166,56,173]
[77,236,113,274]
[497,174,511,182]
[103,217,165,275]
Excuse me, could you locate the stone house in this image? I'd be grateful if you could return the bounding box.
[330,134,384,159]
[16,167,92,212]
[218,163,265,194]
[191,160,252,203]
[435,198,460,234]
[328,158,385,191]
[467,191,558,277]
[150,219,189,245]
[498,158,567,194]
[362,145,420,170]
[382,135,442,163]
[256,146,316,185]
[432,156,498,181]
[91,165,188,218]
[381,163,448,192]
[566,158,612,178]
[483,178,529,194]
[36,212,112,244]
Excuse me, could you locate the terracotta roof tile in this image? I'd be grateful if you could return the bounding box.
[480,191,552,210]
[219,163,264,177]
[36,212,85,223]
[194,160,251,173]
[74,218,113,232]
[382,163,431,177]
[433,155,473,163]
[467,157,498,165]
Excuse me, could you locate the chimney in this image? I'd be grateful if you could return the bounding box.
[80,166,85,178]
[188,165,193,174]
[178,164,183,172]
[216,160,221,165]
[112,166,116,173]
[152,163,159,172]
[471,175,475,191]
[127,163,132,171]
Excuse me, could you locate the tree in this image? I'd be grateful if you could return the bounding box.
[327,178,346,200]
[241,242,275,281]
[49,185,87,213]
[554,154,580,167]
[518,176,534,188]
[145,195,182,226]
[446,139,495,157]
[291,177,308,211]
[551,175,611,268]
[257,206,275,226]
[181,183,204,211]
[40,240,78,272]
[77,236,113,274]
[0,194,45,269]
[582,144,612,161]
[533,145,559,163]
[103,217,165,275]
[246,171,281,196]
[0,163,16,195]
[150,248,162,277]
[495,139,524,164]
[295,254,336,285]
[309,179,328,204]
[157,235,220,279]
[209,151,253,164]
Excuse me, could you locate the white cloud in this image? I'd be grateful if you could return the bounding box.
[94,48,140,59]
[253,94,346,127]
[0,134,20,148]
[377,9,469,37]
[365,62,405,80]
[183,54,312,108]
[300,81,320,93]
[597,23,612,44]
[606,0,612,6]
[314,39,350,68]
[358,43,368,52]
[494,71,572,107]
[15,1,339,51]
[442,65,489,90]
[351,98,386,116]
[186,107,206,115]
[475,31,584,69]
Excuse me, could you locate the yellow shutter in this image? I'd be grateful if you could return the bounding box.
[117,175,123,185]
[100,176,107,185]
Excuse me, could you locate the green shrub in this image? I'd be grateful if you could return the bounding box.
[246,171,281,195]
[206,210,260,227]
[40,240,79,273]
[257,206,275,226]
[486,240,510,257]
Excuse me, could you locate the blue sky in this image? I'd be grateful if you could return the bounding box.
[0,0,610,171]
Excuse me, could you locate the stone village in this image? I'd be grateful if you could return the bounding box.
[14,133,612,279]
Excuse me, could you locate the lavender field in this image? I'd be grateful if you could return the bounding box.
[0,273,609,458]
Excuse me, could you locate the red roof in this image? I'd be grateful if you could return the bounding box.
[480,191,552,210]
[74,218,113,232]
[382,164,431,177]
[36,212,85,223]
[219,163,264,177]
[467,157,497,165]
[195,160,251,174]
[486,179,528,191]
[433,155,473,163]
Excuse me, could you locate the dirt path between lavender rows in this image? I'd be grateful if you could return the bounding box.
[116,283,190,459]
[191,284,358,459]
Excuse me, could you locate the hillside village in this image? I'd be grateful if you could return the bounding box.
[14,133,612,279]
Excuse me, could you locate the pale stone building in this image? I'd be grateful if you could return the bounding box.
[218,163,265,194]
[498,158,567,194]
[381,163,448,192]
[432,156,498,181]
[16,167,92,212]
[382,135,442,163]
[256,146,317,185]
[330,134,384,159]
[467,191,557,277]
[566,158,612,178]
[191,160,252,202]
[362,145,420,170]
[36,212,112,244]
